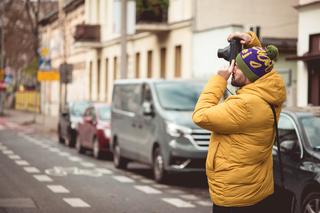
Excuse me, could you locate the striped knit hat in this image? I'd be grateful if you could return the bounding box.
[235,45,279,82]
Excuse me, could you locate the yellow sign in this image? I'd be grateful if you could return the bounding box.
[37,70,60,81]
[0,69,4,81]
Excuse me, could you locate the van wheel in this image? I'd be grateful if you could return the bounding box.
[76,136,85,154]
[93,138,103,159]
[113,142,128,169]
[153,147,167,183]
[302,192,320,213]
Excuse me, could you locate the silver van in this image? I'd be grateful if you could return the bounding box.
[111,79,210,182]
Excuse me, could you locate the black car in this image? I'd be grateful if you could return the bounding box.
[57,101,92,147]
[273,107,320,213]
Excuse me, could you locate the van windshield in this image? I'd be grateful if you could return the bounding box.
[155,82,204,111]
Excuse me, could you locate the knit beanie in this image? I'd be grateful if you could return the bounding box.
[235,45,279,82]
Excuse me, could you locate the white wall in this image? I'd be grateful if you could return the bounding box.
[296,4,320,106]
[192,25,243,79]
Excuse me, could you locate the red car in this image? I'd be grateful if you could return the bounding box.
[76,103,111,159]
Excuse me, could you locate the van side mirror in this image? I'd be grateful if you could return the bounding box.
[142,102,154,116]
[280,140,296,153]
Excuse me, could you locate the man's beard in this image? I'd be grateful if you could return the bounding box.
[231,75,246,87]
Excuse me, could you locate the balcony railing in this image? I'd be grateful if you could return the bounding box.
[135,5,169,33]
[74,24,100,42]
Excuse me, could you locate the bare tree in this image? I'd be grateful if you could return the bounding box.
[0,0,57,86]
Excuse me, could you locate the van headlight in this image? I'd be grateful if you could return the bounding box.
[166,122,192,137]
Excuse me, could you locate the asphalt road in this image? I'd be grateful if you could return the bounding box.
[0,124,211,213]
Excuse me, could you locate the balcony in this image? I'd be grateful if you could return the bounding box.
[74,24,100,43]
[135,2,169,34]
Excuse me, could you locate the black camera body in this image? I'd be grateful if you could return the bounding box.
[217,39,242,63]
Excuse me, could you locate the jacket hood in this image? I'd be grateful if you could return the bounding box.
[237,70,286,106]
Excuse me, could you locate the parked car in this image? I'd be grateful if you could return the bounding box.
[76,103,111,159]
[111,79,209,182]
[57,100,92,147]
[274,107,320,213]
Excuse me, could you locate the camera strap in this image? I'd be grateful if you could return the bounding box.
[269,104,285,189]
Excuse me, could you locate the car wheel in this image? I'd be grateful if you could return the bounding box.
[153,147,167,183]
[76,136,85,154]
[65,129,76,148]
[58,125,65,144]
[93,137,103,159]
[113,142,128,169]
[302,192,320,213]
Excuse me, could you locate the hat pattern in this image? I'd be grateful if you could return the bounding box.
[236,46,278,82]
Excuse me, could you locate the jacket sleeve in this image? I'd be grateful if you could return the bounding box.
[245,31,262,48]
[192,75,250,134]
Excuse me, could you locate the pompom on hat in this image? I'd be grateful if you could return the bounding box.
[235,45,279,82]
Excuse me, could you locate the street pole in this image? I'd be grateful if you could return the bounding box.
[120,0,127,79]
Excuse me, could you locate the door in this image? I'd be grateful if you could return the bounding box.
[273,114,311,208]
[134,84,156,161]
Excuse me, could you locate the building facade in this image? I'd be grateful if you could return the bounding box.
[40,0,301,117]
[293,0,320,106]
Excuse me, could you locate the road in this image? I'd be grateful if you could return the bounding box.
[0,123,211,213]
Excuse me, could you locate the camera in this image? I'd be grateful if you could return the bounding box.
[217,39,242,63]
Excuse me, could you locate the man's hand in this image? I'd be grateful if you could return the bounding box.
[218,60,235,81]
[227,32,251,45]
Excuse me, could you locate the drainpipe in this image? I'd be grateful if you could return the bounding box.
[120,0,127,79]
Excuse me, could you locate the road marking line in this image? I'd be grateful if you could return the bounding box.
[196,200,213,207]
[153,184,169,189]
[95,168,113,174]
[139,179,155,184]
[33,175,53,182]
[15,160,30,166]
[8,155,21,160]
[63,198,90,208]
[134,185,162,194]
[49,148,60,152]
[69,156,82,162]
[113,176,135,183]
[59,152,71,156]
[47,185,70,193]
[24,167,40,173]
[3,150,14,155]
[179,194,199,200]
[166,189,185,194]
[162,198,195,208]
[80,162,95,167]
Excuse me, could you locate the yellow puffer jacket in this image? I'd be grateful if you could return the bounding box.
[192,34,286,207]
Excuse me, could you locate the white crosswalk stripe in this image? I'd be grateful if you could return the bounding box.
[47,185,70,193]
[134,185,162,194]
[113,176,135,183]
[162,198,195,208]
[63,198,90,208]
[15,160,30,166]
[33,175,53,182]
[24,167,40,173]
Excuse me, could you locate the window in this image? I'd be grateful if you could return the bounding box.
[160,48,166,78]
[105,58,109,101]
[135,52,140,78]
[89,61,93,99]
[278,115,301,156]
[113,84,141,113]
[175,45,182,77]
[147,50,153,78]
[97,59,101,100]
[113,56,118,80]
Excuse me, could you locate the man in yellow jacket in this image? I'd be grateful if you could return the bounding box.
[192,32,286,212]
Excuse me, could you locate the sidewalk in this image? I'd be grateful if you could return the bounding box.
[1,109,58,138]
